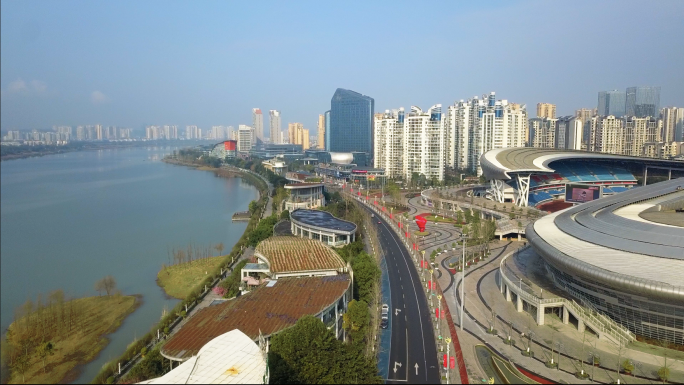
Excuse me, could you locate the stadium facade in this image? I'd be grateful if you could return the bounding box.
[526,178,684,345]
[480,148,684,208]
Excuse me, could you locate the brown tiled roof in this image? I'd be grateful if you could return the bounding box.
[161,275,350,360]
[256,236,346,273]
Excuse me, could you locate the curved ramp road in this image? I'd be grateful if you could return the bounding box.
[361,203,440,384]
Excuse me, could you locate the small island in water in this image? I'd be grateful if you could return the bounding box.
[3,288,140,384]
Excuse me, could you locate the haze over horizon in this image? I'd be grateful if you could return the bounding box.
[2,0,683,133]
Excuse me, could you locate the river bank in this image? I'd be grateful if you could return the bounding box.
[92,156,269,383]
[5,295,141,384]
[0,140,214,161]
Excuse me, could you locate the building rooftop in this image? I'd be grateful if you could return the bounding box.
[142,329,265,384]
[160,276,350,360]
[255,236,347,273]
[527,178,684,302]
[290,209,357,233]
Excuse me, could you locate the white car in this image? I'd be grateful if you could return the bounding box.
[381,304,389,315]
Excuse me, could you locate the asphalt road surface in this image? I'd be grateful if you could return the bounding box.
[361,203,440,384]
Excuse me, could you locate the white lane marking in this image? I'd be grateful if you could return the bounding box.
[379,220,429,381]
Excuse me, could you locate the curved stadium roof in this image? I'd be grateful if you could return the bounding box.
[527,178,684,303]
[481,148,682,180]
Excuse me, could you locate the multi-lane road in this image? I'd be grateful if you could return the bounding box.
[359,202,440,384]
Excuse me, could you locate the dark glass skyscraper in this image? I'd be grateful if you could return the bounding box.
[626,86,660,118]
[597,90,626,117]
[324,110,331,150]
[329,88,374,154]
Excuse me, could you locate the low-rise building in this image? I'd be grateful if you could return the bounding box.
[284,182,325,210]
[210,140,237,159]
[160,275,351,363]
[262,158,286,175]
[142,329,267,384]
[290,209,357,247]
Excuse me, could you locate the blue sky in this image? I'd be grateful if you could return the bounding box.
[2,0,683,134]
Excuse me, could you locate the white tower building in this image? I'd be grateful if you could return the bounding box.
[403,105,445,182]
[373,108,405,178]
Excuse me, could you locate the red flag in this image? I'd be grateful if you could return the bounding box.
[390,213,393,219]
[412,243,415,250]
[398,222,401,228]
[443,354,448,368]
[450,356,455,369]
[436,308,440,318]
[428,280,432,289]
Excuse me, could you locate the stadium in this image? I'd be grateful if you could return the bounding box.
[525,178,684,345]
[480,148,684,210]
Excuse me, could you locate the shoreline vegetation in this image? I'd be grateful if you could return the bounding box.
[157,253,227,300]
[92,150,271,384]
[2,293,141,384]
[0,140,212,162]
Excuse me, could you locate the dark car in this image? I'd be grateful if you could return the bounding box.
[380,317,389,329]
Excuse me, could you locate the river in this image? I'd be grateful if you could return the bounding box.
[0,145,258,383]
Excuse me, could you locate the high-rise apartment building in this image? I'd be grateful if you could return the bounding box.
[238,124,255,152]
[324,110,331,150]
[317,114,326,150]
[445,92,527,175]
[269,110,281,144]
[598,90,626,117]
[575,108,596,147]
[288,123,309,150]
[589,116,624,154]
[329,88,374,155]
[556,116,583,150]
[660,107,683,142]
[626,86,660,118]
[185,125,200,140]
[528,118,557,149]
[403,105,445,182]
[536,103,556,119]
[373,109,405,179]
[624,117,661,156]
[252,108,264,141]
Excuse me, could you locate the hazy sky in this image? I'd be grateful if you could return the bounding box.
[2,0,683,133]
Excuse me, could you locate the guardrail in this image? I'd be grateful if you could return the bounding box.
[499,252,635,346]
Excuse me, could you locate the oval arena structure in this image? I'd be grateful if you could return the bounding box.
[526,178,684,345]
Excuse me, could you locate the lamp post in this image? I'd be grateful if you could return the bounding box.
[421,250,426,281]
[429,269,434,307]
[445,337,452,385]
[460,233,470,330]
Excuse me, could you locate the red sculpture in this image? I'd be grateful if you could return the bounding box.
[415,215,427,232]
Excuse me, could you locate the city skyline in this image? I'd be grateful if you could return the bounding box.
[2,0,684,131]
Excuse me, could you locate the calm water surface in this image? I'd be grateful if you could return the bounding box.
[0,146,258,383]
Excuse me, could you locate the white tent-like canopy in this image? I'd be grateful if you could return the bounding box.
[139,329,267,384]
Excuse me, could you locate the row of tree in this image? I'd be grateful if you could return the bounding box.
[2,276,120,384]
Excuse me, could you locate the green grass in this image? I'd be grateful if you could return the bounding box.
[7,295,140,384]
[157,256,226,299]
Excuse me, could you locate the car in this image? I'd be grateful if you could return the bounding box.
[380,317,389,329]
[381,304,389,315]
[371,213,375,218]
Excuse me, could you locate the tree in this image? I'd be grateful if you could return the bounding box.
[343,300,369,344]
[38,341,54,373]
[248,200,258,215]
[94,278,106,296]
[456,210,463,224]
[351,253,380,304]
[102,275,117,296]
[269,315,381,384]
[214,242,224,256]
[12,353,31,384]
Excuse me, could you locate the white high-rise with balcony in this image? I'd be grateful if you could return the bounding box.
[253,108,264,141]
[403,105,445,182]
[373,108,405,179]
[238,124,255,152]
[269,110,281,144]
[446,93,527,176]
